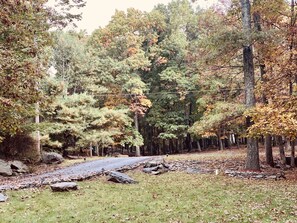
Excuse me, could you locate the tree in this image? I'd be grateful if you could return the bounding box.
[88,8,152,156]
[0,0,51,159]
[0,0,86,160]
[240,0,260,171]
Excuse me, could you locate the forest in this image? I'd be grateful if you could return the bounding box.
[1,0,297,172]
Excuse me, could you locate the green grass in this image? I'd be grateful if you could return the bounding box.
[1,171,297,223]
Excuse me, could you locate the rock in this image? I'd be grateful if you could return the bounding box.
[144,158,165,168]
[9,160,29,174]
[143,166,159,173]
[42,152,64,164]
[224,169,286,180]
[0,159,13,176]
[143,163,169,175]
[107,171,137,184]
[50,182,78,192]
[186,167,201,174]
[151,168,168,175]
[253,174,264,179]
[186,167,214,174]
[0,193,8,202]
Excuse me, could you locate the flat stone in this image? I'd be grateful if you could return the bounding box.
[107,171,137,184]
[50,182,78,192]
[187,167,214,174]
[143,166,159,173]
[0,159,13,176]
[0,193,8,202]
[253,174,264,179]
[144,158,164,168]
[9,160,29,173]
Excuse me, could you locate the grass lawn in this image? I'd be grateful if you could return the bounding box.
[1,150,297,223]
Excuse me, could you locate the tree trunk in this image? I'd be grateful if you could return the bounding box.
[95,146,99,156]
[240,0,260,171]
[265,135,274,167]
[197,140,202,152]
[134,113,141,157]
[186,133,193,152]
[217,133,224,150]
[254,3,274,168]
[277,136,286,166]
[291,140,295,168]
[35,103,41,161]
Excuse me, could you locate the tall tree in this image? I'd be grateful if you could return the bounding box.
[252,0,274,167]
[0,0,85,160]
[240,0,260,170]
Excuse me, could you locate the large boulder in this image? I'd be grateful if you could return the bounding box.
[42,152,64,164]
[0,159,13,176]
[107,171,137,184]
[50,182,78,192]
[9,160,29,174]
[0,193,8,202]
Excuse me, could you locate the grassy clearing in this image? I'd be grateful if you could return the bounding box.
[1,170,297,223]
[164,148,247,162]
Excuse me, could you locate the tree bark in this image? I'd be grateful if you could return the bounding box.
[134,113,141,157]
[197,140,202,152]
[265,135,274,167]
[277,136,286,166]
[240,0,260,171]
[291,140,295,168]
[217,132,224,150]
[254,1,273,168]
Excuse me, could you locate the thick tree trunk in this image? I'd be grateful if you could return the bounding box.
[265,135,274,167]
[241,0,260,171]
[243,45,259,170]
[277,136,286,166]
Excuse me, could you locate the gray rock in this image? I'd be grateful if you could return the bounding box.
[151,168,168,175]
[253,174,264,179]
[0,193,8,202]
[144,158,165,168]
[186,167,201,174]
[42,152,64,164]
[186,167,214,174]
[143,166,159,173]
[143,163,169,175]
[107,171,137,184]
[9,160,29,173]
[50,182,78,192]
[0,159,13,176]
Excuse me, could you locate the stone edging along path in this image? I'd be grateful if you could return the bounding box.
[0,157,151,191]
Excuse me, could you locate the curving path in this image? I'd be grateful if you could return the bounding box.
[0,157,150,191]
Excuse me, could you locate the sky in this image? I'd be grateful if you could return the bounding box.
[53,0,218,34]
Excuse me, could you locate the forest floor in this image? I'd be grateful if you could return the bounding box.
[1,147,297,223]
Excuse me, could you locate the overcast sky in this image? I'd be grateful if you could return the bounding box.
[50,0,218,34]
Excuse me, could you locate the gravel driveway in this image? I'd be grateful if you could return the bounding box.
[0,157,150,191]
